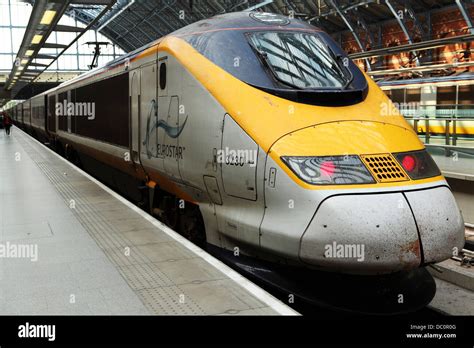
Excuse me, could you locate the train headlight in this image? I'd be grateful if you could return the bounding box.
[281,155,375,185]
[394,150,441,180]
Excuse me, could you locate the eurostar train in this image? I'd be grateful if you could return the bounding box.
[379,74,474,137]
[6,12,464,276]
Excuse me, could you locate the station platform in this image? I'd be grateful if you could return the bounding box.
[430,151,474,182]
[0,127,297,315]
[429,258,474,315]
[427,147,474,225]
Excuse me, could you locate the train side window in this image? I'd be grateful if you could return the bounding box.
[159,62,167,90]
[458,85,474,108]
[390,89,405,106]
[406,88,421,107]
[436,86,456,108]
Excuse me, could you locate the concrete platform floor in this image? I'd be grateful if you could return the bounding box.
[428,258,474,315]
[427,146,474,181]
[429,278,474,315]
[0,127,296,315]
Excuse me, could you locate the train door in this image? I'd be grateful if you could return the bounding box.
[18,103,23,126]
[67,90,72,133]
[221,114,258,200]
[130,69,141,166]
[214,114,262,247]
[140,62,158,164]
[157,54,182,181]
[47,95,56,135]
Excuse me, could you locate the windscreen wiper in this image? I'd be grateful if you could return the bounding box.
[253,48,304,90]
[336,54,354,90]
[250,39,353,92]
[324,41,354,90]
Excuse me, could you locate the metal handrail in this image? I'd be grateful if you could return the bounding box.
[401,115,474,151]
[398,105,474,114]
[404,117,474,121]
[396,104,474,108]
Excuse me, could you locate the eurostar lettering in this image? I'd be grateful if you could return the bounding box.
[157,143,185,159]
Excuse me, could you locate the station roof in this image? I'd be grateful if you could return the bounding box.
[70,0,474,79]
[72,0,466,52]
[1,0,473,106]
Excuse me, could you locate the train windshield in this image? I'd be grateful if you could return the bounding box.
[247,31,352,90]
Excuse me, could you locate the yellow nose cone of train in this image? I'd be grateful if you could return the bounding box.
[270,121,444,189]
[270,120,424,157]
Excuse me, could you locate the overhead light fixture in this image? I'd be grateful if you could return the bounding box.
[15,71,21,75]
[25,50,34,56]
[21,58,29,65]
[18,66,24,71]
[40,10,56,25]
[31,34,43,44]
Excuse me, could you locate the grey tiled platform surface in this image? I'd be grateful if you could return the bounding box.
[427,146,474,181]
[429,278,474,315]
[431,154,474,181]
[0,128,294,315]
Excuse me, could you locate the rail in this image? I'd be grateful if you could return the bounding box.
[449,225,474,266]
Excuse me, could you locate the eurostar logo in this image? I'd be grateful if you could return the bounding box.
[142,100,188,159]
[156,116,188,138]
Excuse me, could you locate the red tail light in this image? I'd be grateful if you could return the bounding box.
[401,155,416,172]
[320,160,336,177]
[394,150,441,180]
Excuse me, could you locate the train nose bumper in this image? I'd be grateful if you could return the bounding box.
[404,186,465,263]
[299,186,464,274]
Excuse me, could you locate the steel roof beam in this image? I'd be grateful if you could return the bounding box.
[42,43,69,49]
[55,24,84,32]
[325,0,372,71]
[96,0,133,31]
[110,19,151,49]
[349,33,474,59]
[456,0,474,35]
[35,54,57,60]
[367,60,474,76]
[384,0,420,66]
[205,1,226,14]
[403,1,426,39]
[148,3,193,34]
[245,0,274,11]
[114,0,177,43]
[384,0,413,44]
[120,17,155,43]
[89,5,143,50]
[354,8,375,47]
[307,0,376,23]
[28,62,49,67]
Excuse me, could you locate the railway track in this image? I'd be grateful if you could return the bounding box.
[450,225,474,266]
[465,224,474,252]
[209,227,474,317]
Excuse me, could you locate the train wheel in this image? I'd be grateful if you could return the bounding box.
[56,143,65,157]
[178,205,206,248]
[65,146,82,169]
[160,196,179,231]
